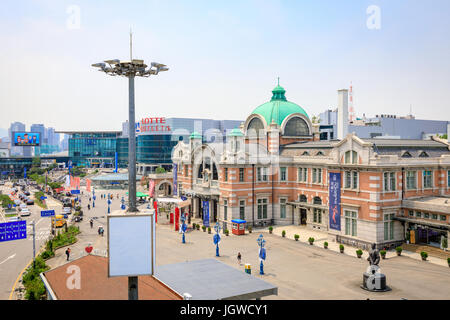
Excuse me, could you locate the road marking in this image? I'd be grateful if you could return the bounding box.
[0,254,16,266]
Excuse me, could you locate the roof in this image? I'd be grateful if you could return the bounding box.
[402,196,450,214]
[190,131,202,139]
[90,173,143,182]
[228,128,244,137]
[41,255,183,300]
[155,259,277,300]
[363,138,448,147]
[282,140,338,149]
[250,84,309,126]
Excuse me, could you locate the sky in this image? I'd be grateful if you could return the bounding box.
[0,0,449,132]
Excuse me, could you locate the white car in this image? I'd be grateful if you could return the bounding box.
[14,199,21,205]
[20,208,31,217]
[19,204,28,210]
[63,207,71,214]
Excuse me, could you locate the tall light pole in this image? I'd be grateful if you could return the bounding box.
[92,52,168,213]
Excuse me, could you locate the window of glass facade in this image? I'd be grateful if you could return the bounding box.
[384,172,396,191]
[345,210,357,236]
[137,134,185,165]
[280,167,287,181]
[297,167,307,182]
[239,168,244,182]
[224,168,228,181]
[384,213,394,241]
[312,168,322,183]
[280,198,286,219]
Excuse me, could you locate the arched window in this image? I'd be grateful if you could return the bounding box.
[344,150,358,164]
[313,197,322,205]
[247,117,265,137]
[284,117,309,136]
[299,195,307,202]
[302,151,310,156]
[316,151,324,156]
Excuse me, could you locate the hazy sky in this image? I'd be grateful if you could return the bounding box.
[0,0,449,131]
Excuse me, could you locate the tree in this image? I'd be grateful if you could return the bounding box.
[155,167,166,174]
[32,157,41,168]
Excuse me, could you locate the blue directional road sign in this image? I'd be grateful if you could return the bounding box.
[0,221,27,242]
[71,190,80,195]
[40,196,47,200]
[41,210,55,217]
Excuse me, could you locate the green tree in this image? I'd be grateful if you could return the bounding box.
[155,167,166,174]
[32,157,41,168]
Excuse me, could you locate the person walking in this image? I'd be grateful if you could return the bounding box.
[87,203,90,210]
[65,248,71,261]
[237,252,242,265]
[90,218,93,228]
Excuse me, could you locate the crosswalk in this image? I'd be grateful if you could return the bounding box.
[28,229,51,241]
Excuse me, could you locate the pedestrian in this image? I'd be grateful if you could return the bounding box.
[66,248,71,261]
[90,218,93,228]
[87,204,90,210]
[89,197,91,202]
[237,252,242,265]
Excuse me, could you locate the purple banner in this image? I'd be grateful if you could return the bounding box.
[329,172,341,231]
[173,163,178,196]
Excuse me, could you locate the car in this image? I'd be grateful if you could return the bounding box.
[8,216,21,222]
[63,207,71,214]
[19,204,27,210]
[74,216,83,222]
[26,199,34,205]
[24,191,30,196]
[20,209,31,217]
[14,199,21,205]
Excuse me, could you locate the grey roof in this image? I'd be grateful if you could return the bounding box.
[363,139,448,148]
[155,259,278,300]
[90,173,143,182]
[282,140,339,149]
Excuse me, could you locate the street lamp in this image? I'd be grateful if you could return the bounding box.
[92,57,168,212]
[257,234,266,275]
[213,222,222,257]
[180,212,187,244]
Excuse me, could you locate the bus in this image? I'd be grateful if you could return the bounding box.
[52,215,67,228]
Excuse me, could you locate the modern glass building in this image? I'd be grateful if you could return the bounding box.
[63,131,121,167]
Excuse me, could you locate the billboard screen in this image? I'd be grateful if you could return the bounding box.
[13,132,40,146]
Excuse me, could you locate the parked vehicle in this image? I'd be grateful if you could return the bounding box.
[26,199,34,205]
[52,215,67,228]
[8,216,21,222]
[63,207,72,214]
[20,208,31,217]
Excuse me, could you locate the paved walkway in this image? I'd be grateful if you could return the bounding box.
[260,225,449,268]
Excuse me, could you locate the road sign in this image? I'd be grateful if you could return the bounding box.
[0,221,27,242]
[71,190,80,195]
[40,196,47,200]
[41,210,55,217]
[213,233,221,245]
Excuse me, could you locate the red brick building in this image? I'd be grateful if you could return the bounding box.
[172,84,450,249]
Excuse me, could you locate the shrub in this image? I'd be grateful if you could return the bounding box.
[248,226,252,233]
[202,225,206,232]
[447,257,450,264]
[225,229,229,236]
[268,226,273,232]
[442,237,448,249]
[396,246,403,253]
[339,244,344,251]
[380,250,386,256]
[324,241,328,248]
[207,227,211,233]
[308,237,314,244]
[420,251,428,260]
[196,224,200,230]
[356,249,363,257]
[192,223,196,229]
[281,230,286,237]
[405,231,410,241]
[294,234,299,241]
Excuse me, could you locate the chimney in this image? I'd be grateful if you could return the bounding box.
[337,89,349,140]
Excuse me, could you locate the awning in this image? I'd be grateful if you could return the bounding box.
[393,216,450,231]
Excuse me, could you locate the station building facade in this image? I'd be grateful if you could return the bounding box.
[172,84,450,249]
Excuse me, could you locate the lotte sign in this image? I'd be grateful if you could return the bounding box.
[138,117,171,133]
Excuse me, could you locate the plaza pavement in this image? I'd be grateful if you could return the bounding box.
[32,188,450,300]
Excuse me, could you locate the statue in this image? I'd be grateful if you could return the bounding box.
[367,243,380,266]
[361,243,390,292]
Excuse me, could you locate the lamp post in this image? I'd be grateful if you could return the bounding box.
[213,222,222,257]
[257,234,266,275]
[121,196,126,210]
[92,54,168,213]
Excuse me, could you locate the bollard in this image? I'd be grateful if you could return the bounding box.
[245,264,251,275]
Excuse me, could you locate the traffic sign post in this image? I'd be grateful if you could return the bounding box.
[180,213,187,244]
[41,210,56,235]
[0,221,27,243]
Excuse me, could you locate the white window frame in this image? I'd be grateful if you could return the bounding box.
[312,168,322,184]
[423,170,433,189]
[239,200,245,220]
[406,171,417,190]
[280,167,287,182]
[383,172,396,192]
[383,213,395,241]
[344,209,358,237]
[344,170,358,190]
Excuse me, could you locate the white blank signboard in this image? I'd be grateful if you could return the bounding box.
[108,214,154,277]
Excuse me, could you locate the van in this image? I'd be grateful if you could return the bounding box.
[52,215,67,228]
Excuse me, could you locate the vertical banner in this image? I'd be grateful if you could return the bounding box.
[173,163,178,196]
[86,179,91,192]
[329,172,341,231]
[24,167,27,179]
[149,179,155,198]
[115,152,118,173]
[65,175,70,188]
[202,200,210,227]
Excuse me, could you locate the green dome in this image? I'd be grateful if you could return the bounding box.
[251,84,309,126]
[190,131,202,139]
[228,128,244,137]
